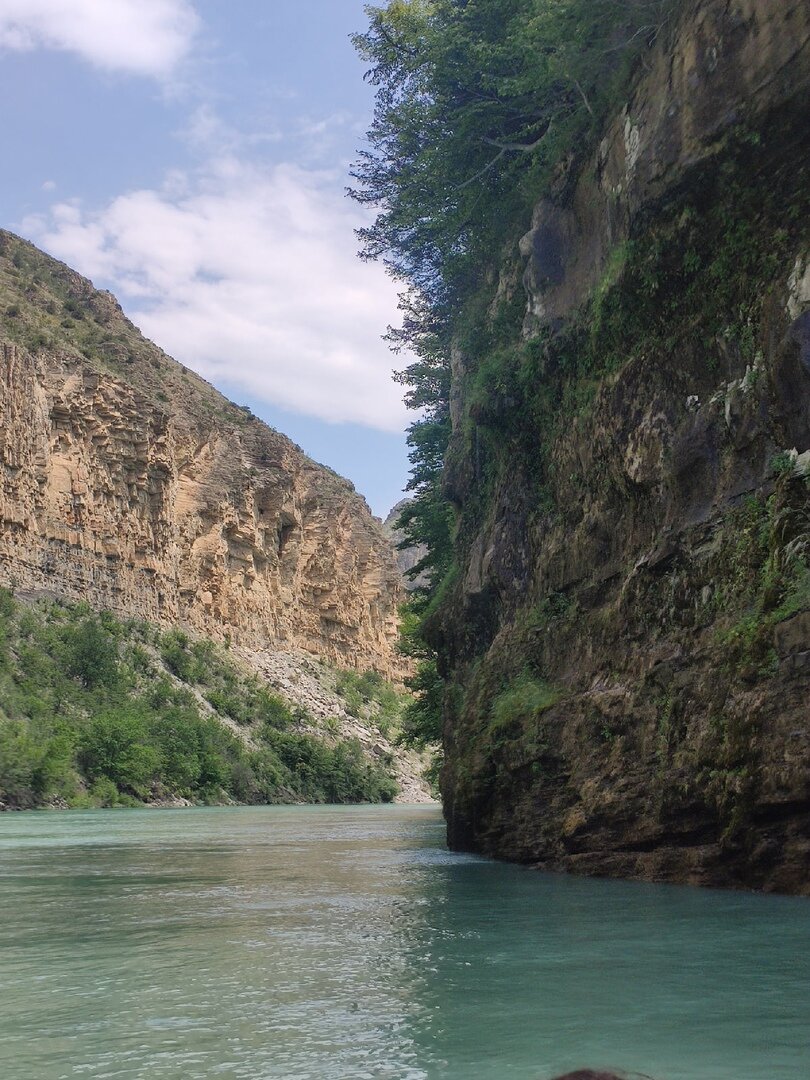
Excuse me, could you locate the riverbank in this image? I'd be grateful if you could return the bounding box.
[0,591,432,810]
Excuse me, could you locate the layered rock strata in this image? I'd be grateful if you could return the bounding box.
[0,233,405,679]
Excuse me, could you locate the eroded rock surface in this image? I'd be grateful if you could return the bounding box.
[0,233,406,680]
[439,0,810,892]
[382,499,428,590]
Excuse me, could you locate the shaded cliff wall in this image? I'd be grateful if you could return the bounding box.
[438,0,810,892]
[0,234,404,678]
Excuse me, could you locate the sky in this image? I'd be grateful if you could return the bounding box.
[0,0,413,518]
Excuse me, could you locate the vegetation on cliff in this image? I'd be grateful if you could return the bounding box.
[352,0,678,295]
[0,590,399,810]
[354,0,681,749]
[356,0,810,889]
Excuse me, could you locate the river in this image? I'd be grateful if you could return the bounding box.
[0,805,808,1079]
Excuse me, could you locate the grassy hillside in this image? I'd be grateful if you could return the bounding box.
[0,230,267,436]
[0,590,399,809]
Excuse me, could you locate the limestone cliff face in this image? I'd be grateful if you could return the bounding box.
[0,233,405,678]
[438,0,810,892]
[382,500,428,590]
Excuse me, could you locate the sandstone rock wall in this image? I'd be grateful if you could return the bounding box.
[0,237,405,679]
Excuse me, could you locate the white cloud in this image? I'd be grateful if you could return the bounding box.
[0,0,198,77]
[24,156,410,432]
[180,105,284,155]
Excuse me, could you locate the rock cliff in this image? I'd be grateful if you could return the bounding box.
[0,231,405,679]
[382,500,428,589]
[437,0,810,891]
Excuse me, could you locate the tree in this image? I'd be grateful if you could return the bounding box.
[65,616,120,689]
[351,0,679,301]
[78,708,159,796]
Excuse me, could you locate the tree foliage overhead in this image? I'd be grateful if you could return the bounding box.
[351,0,678,300]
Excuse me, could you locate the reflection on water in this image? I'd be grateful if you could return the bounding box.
[0,805,808,1079]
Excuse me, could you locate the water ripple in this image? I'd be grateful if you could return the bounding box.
[0,805,808,1080]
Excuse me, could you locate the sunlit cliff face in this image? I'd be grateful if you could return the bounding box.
[0,234,406,680]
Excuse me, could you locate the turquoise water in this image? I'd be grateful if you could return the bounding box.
[0,805,808,1080]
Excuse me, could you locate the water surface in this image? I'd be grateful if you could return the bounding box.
[1,805,808,1079]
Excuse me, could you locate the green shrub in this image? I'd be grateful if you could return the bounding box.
[0,717,77,807]
[490,673,560,738]
[89,777,119,807]
[160,630,194,681]
[0,719,46,807]
[65,616,120,689]
[774,564,810,623]
[204,688,245,723]
[771,452,797,477]
[253,689,294,729]
[0,588,14,619]
[78,708,160,797]
[0,598,398,808]
[260,726,398,804]
[335,668,405,727]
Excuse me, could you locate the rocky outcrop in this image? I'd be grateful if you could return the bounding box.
[520,0,810,332]
[438,0,810,892]
[0,232,405,679]
[382,499,428,589]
